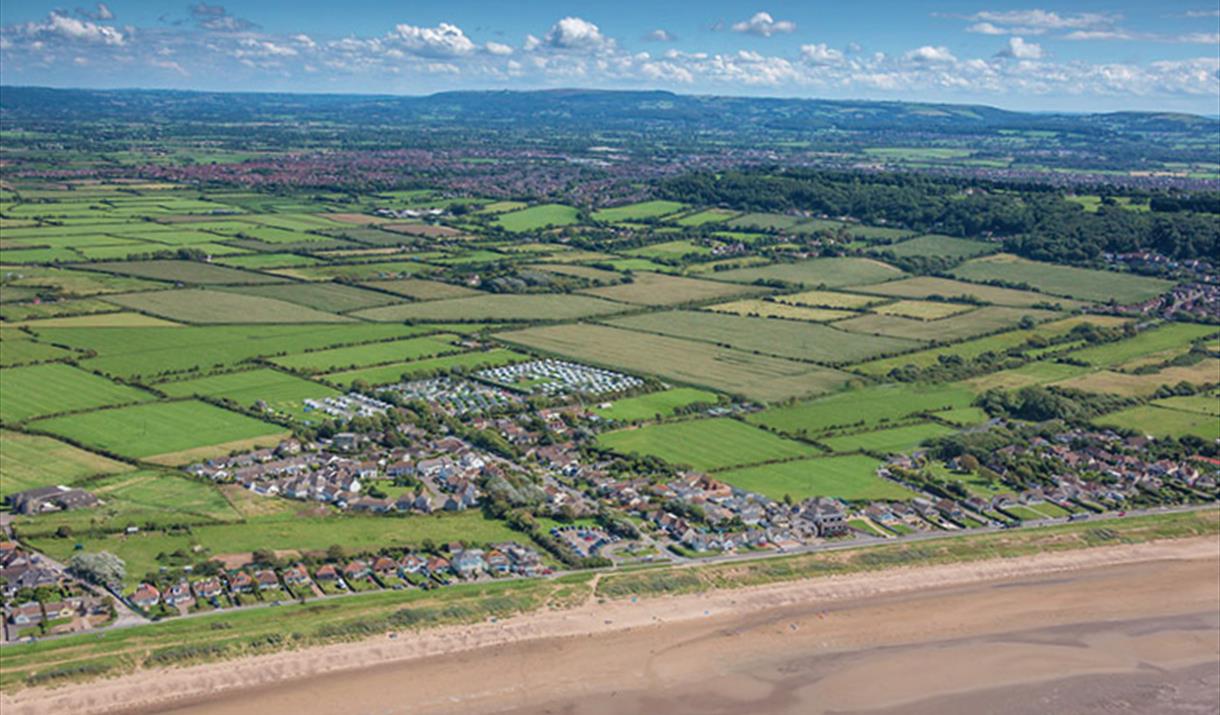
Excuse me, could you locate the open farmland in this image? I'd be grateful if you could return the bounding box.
[581,271,764,306]
[220,282,402,312]
[0,363,154,422]
[1063,322,1217,368]
[604,310,919,364]
[361,279,482,300]
[775,290,885,309]
[705,299,856,322]
[592,387,720,422]
[153,368,341,417]
[874,234,996,259]
[101,289,355,324]
[851,275,1089,309]
[818,421,956,454]
[494,204,580,232]
[833,306,1060,342]
[592,200,685,222]
[323,348,529,387]
[0,429,133,497]
[86,260,284,285]
[1094,404,1219,440]
[1050,358,1220,397]
[951,254,1175,303]
[749,383,976,437]
[673,208,737,226]
[596,418,818,471]
[714,257,904,288]
[28,399,289,464]
[498,323,853,402]
[717,455,914,501]
[872,300,975,320]
[269,334,462,372]
[352,294,626,322]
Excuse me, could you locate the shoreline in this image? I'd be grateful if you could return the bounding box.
[4,535,1218,715]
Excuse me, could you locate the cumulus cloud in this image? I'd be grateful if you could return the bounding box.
[190,3,258,33]
[996,37,1042,59]
[905,45,957,63]
[18,11,125,45]
[388,22,476,57]
[544,17,609,50]
[800,43,844,64]
[731,12,796,37]
[644,29,675,42]
[965,9,1116,35]
[484,41,513,56]
[77,3,114,21]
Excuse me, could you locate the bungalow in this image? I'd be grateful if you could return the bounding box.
[398,554,427,576]
[43,600,76,619]
[372,557,397,578]
[387,460,414,478]
[227,571,254,594]
[254,570,281,591]
[343,560,370,581]
[424,556,451,577]
[131,584,161,609]
[452,549,486,579]
[282,565,310,587]
[485,549,510,574]
[9,602,43,626]
[193,578,224,600]
[314,564,340,582]
[163,581,194,606]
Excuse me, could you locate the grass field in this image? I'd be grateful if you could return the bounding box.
[0,363,154,422]
[705,299,856,322]
[623,240,712,261]
[834,306,1060,342]
[951,254,1175,303]
[220,282,402,312]
[819,421,956,454]
[102,289,354,324]
[11,312,181,328]
[715,257,904,288]
[270,334,461,372]
[322,348,529,387]
[352,294,625,322]
[591,387,720,422]
[360,279,482,300]
[1063,323,1217,368]
[0,429,134,497]
[872,300,975,320]
[874,234,997,259]
[0,337,76,367]
[716,455,914,501]
[850,275,1089,309]
[592,200,685,222]
[604,309,919,364]
[1150,392,1219,416]
[28,399,289,462]
[1094,404,1219,440]
[774,289,885,309]
[498,323,854,402]
[597,418,819,471]
[1050,358,1220,397]
[581,271,763,306]
[88,260,283,285]
[154,368,340,417]
[725,213,805,231]
[673,208,737,227]
[494,204,580,232]
[748,383,975,437]
[271,261,436,281]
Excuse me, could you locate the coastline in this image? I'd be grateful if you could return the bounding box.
[3,535,1217,715]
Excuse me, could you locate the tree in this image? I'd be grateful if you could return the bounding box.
[957,454,980,472]
[325,544,347,562]
[69,552,126,591]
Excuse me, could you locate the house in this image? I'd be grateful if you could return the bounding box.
[254,570,281,590]
[399,554,427,576]
[333,432,360,451]
[131,584,161,609]
[282,565,310,586]
[314,564,340,582]
[801,498,847,537]
[451,549,486,579]
[163,581,194,607]
[343,560,370,581]
[227,571,254,594]
[192,579,224,600]
[6,485,99,515]
[485,549,510,574]
[425,556,451,577]
[9,602,43,626]
[372,557,397,578]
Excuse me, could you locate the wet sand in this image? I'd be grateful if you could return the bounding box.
[5,537,1218,715]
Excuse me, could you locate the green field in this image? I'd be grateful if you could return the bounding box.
[270,334,461,372]
[1150,392,1219,417]
[1063,323,1217,368]
[605,309,919,364]
[591,387,720,422]
[775,289,885,309]
[352,294,625,322]
[716,455,914,501]
[874,234,997,259]
[833,306,1060,343]
[498,323,853,402]
[819,421,956,454]
[323,348,529,387]
[872,300,975,320]
[592,200,685,222]
[0,336,76,366]
[0,363,154,422]
[851,275,1089,309]
[951,254,1175,303]
[1093,404,1219,440]
[715,257,904,288]
[581,272,762,306]
[0,429,134,497]
[673,208,737,227]
[88,260,284,285]
[29,399,289,463]
[102,289,354,324]
[706,299,856,323]
[749,383,976,437]
[494,204,581,232]
[154,369,340,417]
[220,282,402,312]
[597,418,819,471]
[361,279,482,301]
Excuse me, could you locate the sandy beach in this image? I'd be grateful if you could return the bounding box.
[3,536,1217,715]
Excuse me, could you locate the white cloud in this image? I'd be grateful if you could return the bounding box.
[485,41,513,56]
[996,37,1043,59]
[731,12,796,38]
[966,9,1116,35]
[645,29,675,42]
[22,11,126,45]
[389,22,476,57]
[967,22,1007,35]
[544,17,609,50]
[800,43,844,64]
[905,45,957,63]
[1063,30,1135,41]
[293,34,316,49]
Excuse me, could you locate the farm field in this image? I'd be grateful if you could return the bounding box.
[498,323,853,402]
[272,261,436,281]
[10,311,180,328]
[874,234,996,259]
[951,254,1174,303]
[494,204,580,232]
[101,289,355,324]
[322,348,529,388]
[704,299,856,322]
[87,260,284,285]
[1150,392,1219,416]
[352,294,626,322]
[0,363,155,422]
[221,282,402,312]
[833,306,1060,342]
[851,275,1089,309]
[748,383,976,437]
[714,257,904,288]
[724,213,805,231]
[153,368,340,418]
[872,300,975,320]
[604,310,919,364]
[1062,322,1216,368]
[596,418,819,471]
[716,455,914,502]
[1050,358,1220,397]
[0,336,76,366]
[1093,404,1219,440]
[774,289,884,309]
[962,360,1090,391]
[592,200,685,222]
[0,429,134,497]
[591,387,720,422]
[361,278,482,300]
[818,421,956,454]
[673,208,737,226]
[28,399,289,464]
[581,271,763,306]
[269,334,462,372]
[623,240,712,261]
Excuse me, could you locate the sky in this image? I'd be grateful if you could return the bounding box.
[1,2,1218,114]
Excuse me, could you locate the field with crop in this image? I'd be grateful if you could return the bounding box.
[592,200,685,222]
[353,294,625,322]
[591,387,720,422]
[715,257,904,288]
[102,289,355,324]
[748,383,975,437]
[951,254,1174,303]
[716,455,914,501]
[88,260,283,285]
[673,208,737,226]
[818,421,956,454]
[597,418,819,471]
[1094,404,1219,440]
[833,306,1060,342]
[850,275,1088,309]
[360,279,482,300]
[0,363,154,422]
[1063,322,1217,368]
[872,300,975,320]
[497,323,853,402]
[581,271,762,306]
[1050,358,1220,397]
[0,429,134,497]
[605,309,919,364]
[874,234,997,259]
[494,204,580,232]
[221,282,402,312]
[270,334,461,372]
[705,299,856,322]
[28,399,289,463]
[153,368,340,417]
[323,348,529,387]
[774,289,885,309]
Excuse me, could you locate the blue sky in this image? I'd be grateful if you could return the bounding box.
[2,2,1218,113]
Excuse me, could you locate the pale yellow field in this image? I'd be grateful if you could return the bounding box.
[774,289,883,309]
[873,300,975,320]
[1051,358,1220,397]
[706,299,857,322]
